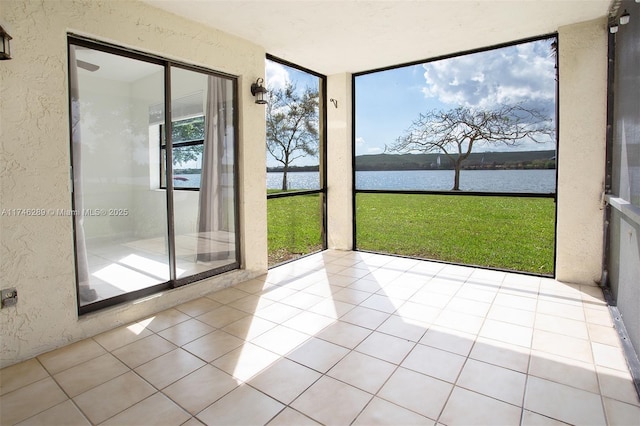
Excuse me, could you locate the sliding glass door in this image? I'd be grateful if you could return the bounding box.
[69,37,239,313]
[170,67,237,280]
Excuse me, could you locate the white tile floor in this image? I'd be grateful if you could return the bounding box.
[85,234,235,304]
[2,250,640,425]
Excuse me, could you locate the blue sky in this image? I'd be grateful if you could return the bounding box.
[266,36,557,166]
[356,37,557,157]
[266,59,319,93]
[266,59,321,167]
[356,64,440,156]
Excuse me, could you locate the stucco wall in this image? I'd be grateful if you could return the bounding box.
[556,18,608,285]
[0,0,267,368]
[326,73,353,250]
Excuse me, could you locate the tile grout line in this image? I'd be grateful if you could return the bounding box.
[19,358,94,426]
[5,253,636,426]
[433,269,499,425]
[135,313,235,426]
[281,263,420,425]
[587,291,612,426]
[519,292,538,426]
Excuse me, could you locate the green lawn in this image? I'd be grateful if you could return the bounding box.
[356,193,556,275]
[267,193,323,266]
[267,192,556,274]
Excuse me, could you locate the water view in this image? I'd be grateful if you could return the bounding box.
[267,169,556,193]
[173,174,201,188]
[176,169,557,193]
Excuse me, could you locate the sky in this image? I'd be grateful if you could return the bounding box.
[356,37,557,157]
[266,59,321,167]
[266,59,319,93]
[266,36,557,166]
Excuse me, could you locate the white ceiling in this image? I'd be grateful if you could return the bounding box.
[75,47,163,82]
[144,0,611,75]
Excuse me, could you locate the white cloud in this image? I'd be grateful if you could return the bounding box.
[422,39,556,111]
[266,61,290,90]
[355,136,383,155]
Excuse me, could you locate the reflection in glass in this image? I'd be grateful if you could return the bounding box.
[70,42,238,309]
[70,44,169,306]
[171,67,237,278]
[161,116,205,189]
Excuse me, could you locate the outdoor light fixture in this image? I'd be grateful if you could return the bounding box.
[620,10,630,25]
[610,23,619,33]
[250,78,268,104]
[0,25,12,60]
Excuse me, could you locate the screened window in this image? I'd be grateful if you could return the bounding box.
[265,56,326,266]
[353,35,558,275]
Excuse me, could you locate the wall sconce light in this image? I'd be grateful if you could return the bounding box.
[250,78,268,104]
[609,23,619,33]
[620,10,630,25]
[0,25,12,60]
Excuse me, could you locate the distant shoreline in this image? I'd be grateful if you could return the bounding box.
[267,150,556,172]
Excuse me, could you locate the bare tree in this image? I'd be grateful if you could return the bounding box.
[266,82,319,190]
[388,104,554,190]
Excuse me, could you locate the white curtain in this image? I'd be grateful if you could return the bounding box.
[197,76,230,262]
[69,45,97,303]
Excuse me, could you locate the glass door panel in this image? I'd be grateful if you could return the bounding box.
[70,44,169,307]
[170,67,238,280]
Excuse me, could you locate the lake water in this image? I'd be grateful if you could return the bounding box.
[267,169,557,193]
[177,169,557,193]
[173,174,201,188]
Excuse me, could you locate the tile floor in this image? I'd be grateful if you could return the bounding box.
[85,232,236,304]
[2,250,640,425]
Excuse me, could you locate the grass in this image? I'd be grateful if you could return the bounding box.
[356,193,556,275]
[267,193,323,266]
[267,191,556,274]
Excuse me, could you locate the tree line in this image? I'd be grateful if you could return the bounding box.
[354,150,556,171]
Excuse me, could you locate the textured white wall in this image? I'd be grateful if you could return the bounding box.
[556,18,608,285]
[326,73,353,250]
[0,0,267,368]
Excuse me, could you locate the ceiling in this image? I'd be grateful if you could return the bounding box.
[75,47,163,82]
[144,0,611,75]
